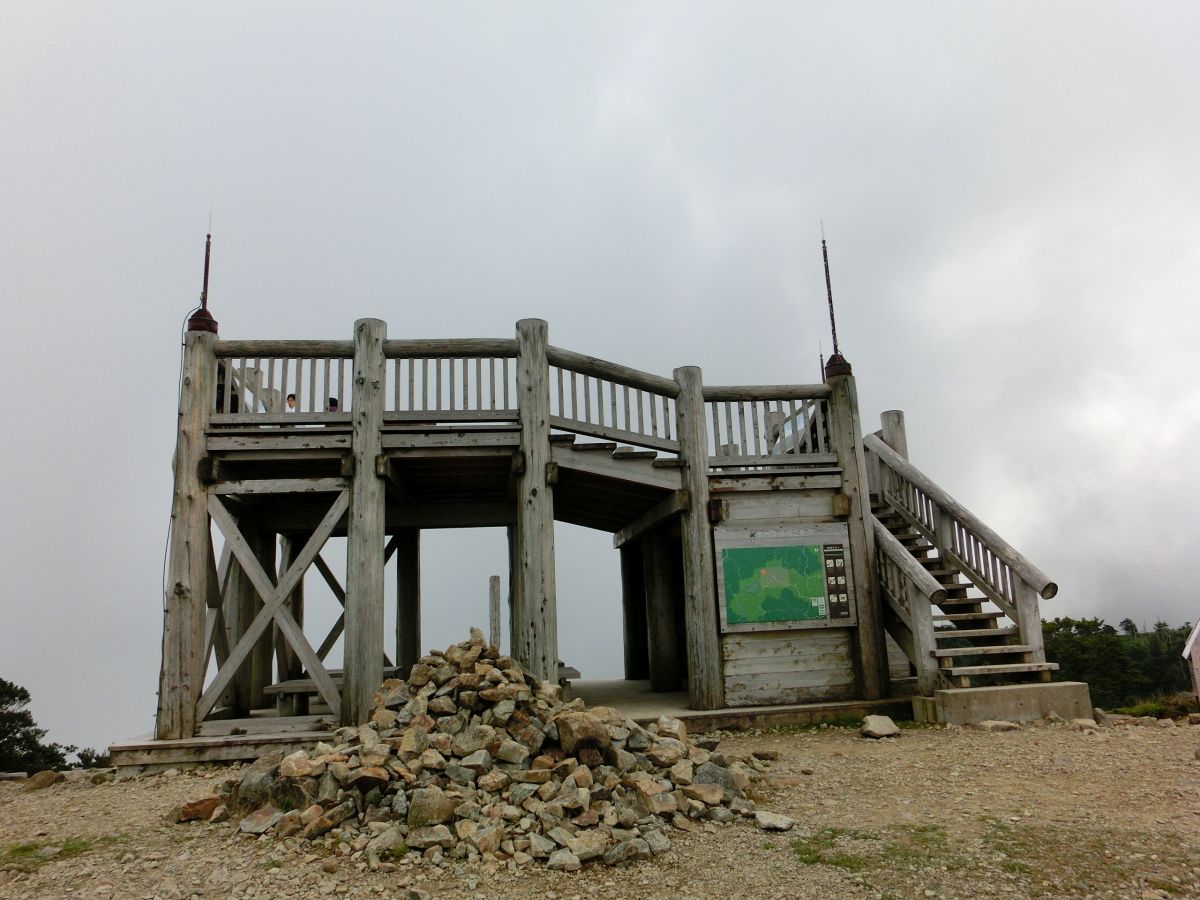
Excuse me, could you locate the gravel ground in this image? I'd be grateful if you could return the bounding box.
[2,718,1198,899]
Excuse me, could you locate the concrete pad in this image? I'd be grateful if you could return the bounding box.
[916,682,1092,725]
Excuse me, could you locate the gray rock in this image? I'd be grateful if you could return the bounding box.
[642,828,671,855]
[547,848,581,872]
[754,810,795,831]
[452,724,496,757]
[239,804,283,835]
[977,720,1020,733]
[603,840,639,866]
[237,751,283,809]
[406,824,455,849]
[407,786,458,828]
[860,715,900,739]
[528,832,556,858]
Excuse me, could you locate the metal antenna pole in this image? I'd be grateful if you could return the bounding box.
[820,230,851,377]
[188,229,219,333]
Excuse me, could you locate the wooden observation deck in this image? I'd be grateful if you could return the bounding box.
[120,316,1088,769]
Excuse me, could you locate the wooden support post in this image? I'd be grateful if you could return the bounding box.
[620,542,649,680]
[248,525,276,710]
[489,575,501,652]
[880,410,908,459]
[395,528,421,672]
[642,528,683,691]
[513,319,558,683]
[673,366,723,709]
[156,331,216,740]
[506,524,519,655]
[275,533,306,715]
[343,318,387,725]
[827,371,886,699]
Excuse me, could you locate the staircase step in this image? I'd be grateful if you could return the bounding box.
[549,434,577,444]
[933,612,1002,622]
[571,442,618,453]
[612,447,658,460]
[935,627,1019,640]
[935,597,987,608]
[652,458,685,469]
[941,662,1058,677]
[934,644,1035,658]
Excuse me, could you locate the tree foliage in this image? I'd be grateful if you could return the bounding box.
[0,678,75,773]
[1043,617,1193,709]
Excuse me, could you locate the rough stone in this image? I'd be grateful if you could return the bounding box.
[754,810,795,831]
[547,848,582,871]
[860,715,901,739]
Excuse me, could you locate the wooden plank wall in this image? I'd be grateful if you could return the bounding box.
[721,630,856,707]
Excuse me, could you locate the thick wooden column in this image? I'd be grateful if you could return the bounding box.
[157,331,217,739]
[880,410,908,460]
[506,524,519,654]
[642,528,683,691]
[620,542,649,680]
[489,575,502,652]
[275,533,306,714]
[827,372,886,699]
[248,524,276,709]
[343,318,387,725]
[513,319,558,682]
[395,528,421,672]
[673,366,724,709]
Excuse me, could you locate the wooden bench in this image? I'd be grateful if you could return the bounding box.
[263,666,405,715]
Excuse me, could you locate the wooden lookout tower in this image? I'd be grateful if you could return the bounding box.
[118,313,1091,769]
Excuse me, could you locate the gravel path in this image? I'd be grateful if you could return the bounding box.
[2,719,1198,899]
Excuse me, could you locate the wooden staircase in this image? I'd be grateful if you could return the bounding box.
[872,501,1058,690]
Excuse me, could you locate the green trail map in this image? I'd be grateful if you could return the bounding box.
[721,545,827,625]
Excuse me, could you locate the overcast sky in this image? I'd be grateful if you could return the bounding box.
[2,2,1197,753]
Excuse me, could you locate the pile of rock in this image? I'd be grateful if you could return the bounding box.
[179,629,784,872]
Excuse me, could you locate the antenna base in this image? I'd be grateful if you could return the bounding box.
[187,307,219,334]
[824,353,852,378]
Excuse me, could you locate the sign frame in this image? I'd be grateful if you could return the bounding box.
[714,523,857,633]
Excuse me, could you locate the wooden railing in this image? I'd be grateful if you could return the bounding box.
[546,346,681,452]
[873,519,944,694]
[864,433,1053,657]
[702,385,834,466]
[384,339,519,424]
[211,340,355,424]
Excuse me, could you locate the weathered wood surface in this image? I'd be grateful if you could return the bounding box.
[702,384,832,401]
[709,473,842,492]
[550,444,682,491]
[548,416,679,454]
[383,338,518,359]
[396,529,421,670]
[200,493,347,721]
[513,319,558,683]
[546,345,679,397]
[642,528,684,692]
[207,434,352,451]
[612,490,689,549]
[157,332,217,739]
[274,533,307,714]
[216,340,355,357]
[865,434,1057,599]
[344,318,388,725]
[673,366,723,710]
[619,543,649,680]
[721,629,856,707]
[826,372,886,700]
[210,478,347,495]
[489,575,501,651]
[718,490,836,522]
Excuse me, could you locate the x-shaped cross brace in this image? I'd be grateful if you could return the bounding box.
[196,491,349,721]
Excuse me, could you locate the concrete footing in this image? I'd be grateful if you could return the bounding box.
[913,682,1093,725]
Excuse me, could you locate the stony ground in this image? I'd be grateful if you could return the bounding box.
[2,718,1199,900]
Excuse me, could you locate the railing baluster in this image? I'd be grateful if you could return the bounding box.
[556,367,565,418]
[609,381,618,431]
[622,385,631,434]
[448,357,456,410]
[650,389,659,438]
[750,400,762,456]
[502,358,510,409]
[462,358,469,410]
[421,359,429,411]
[307,357,316,412]
[583,375,591,425]
[569,370,578,420]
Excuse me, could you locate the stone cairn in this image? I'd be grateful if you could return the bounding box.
[178,628,782,872]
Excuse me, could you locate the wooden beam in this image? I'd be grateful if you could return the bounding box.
[157,331,217,740]
[612,490,690,549]
[197,492,347,721]
[377,456,415,504]
[620,543,649,680]
[673,366,724,709]
[210,478,348,495]
[513,319,558,682]
[343,318,388,725]
[395,528,420,671]
[827,371,886,700]
[489,575,501,652]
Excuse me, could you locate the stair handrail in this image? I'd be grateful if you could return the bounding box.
[864,433,1057,601]
[872,517,944,694]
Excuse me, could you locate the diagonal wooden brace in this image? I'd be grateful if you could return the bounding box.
[196,491,349,721]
